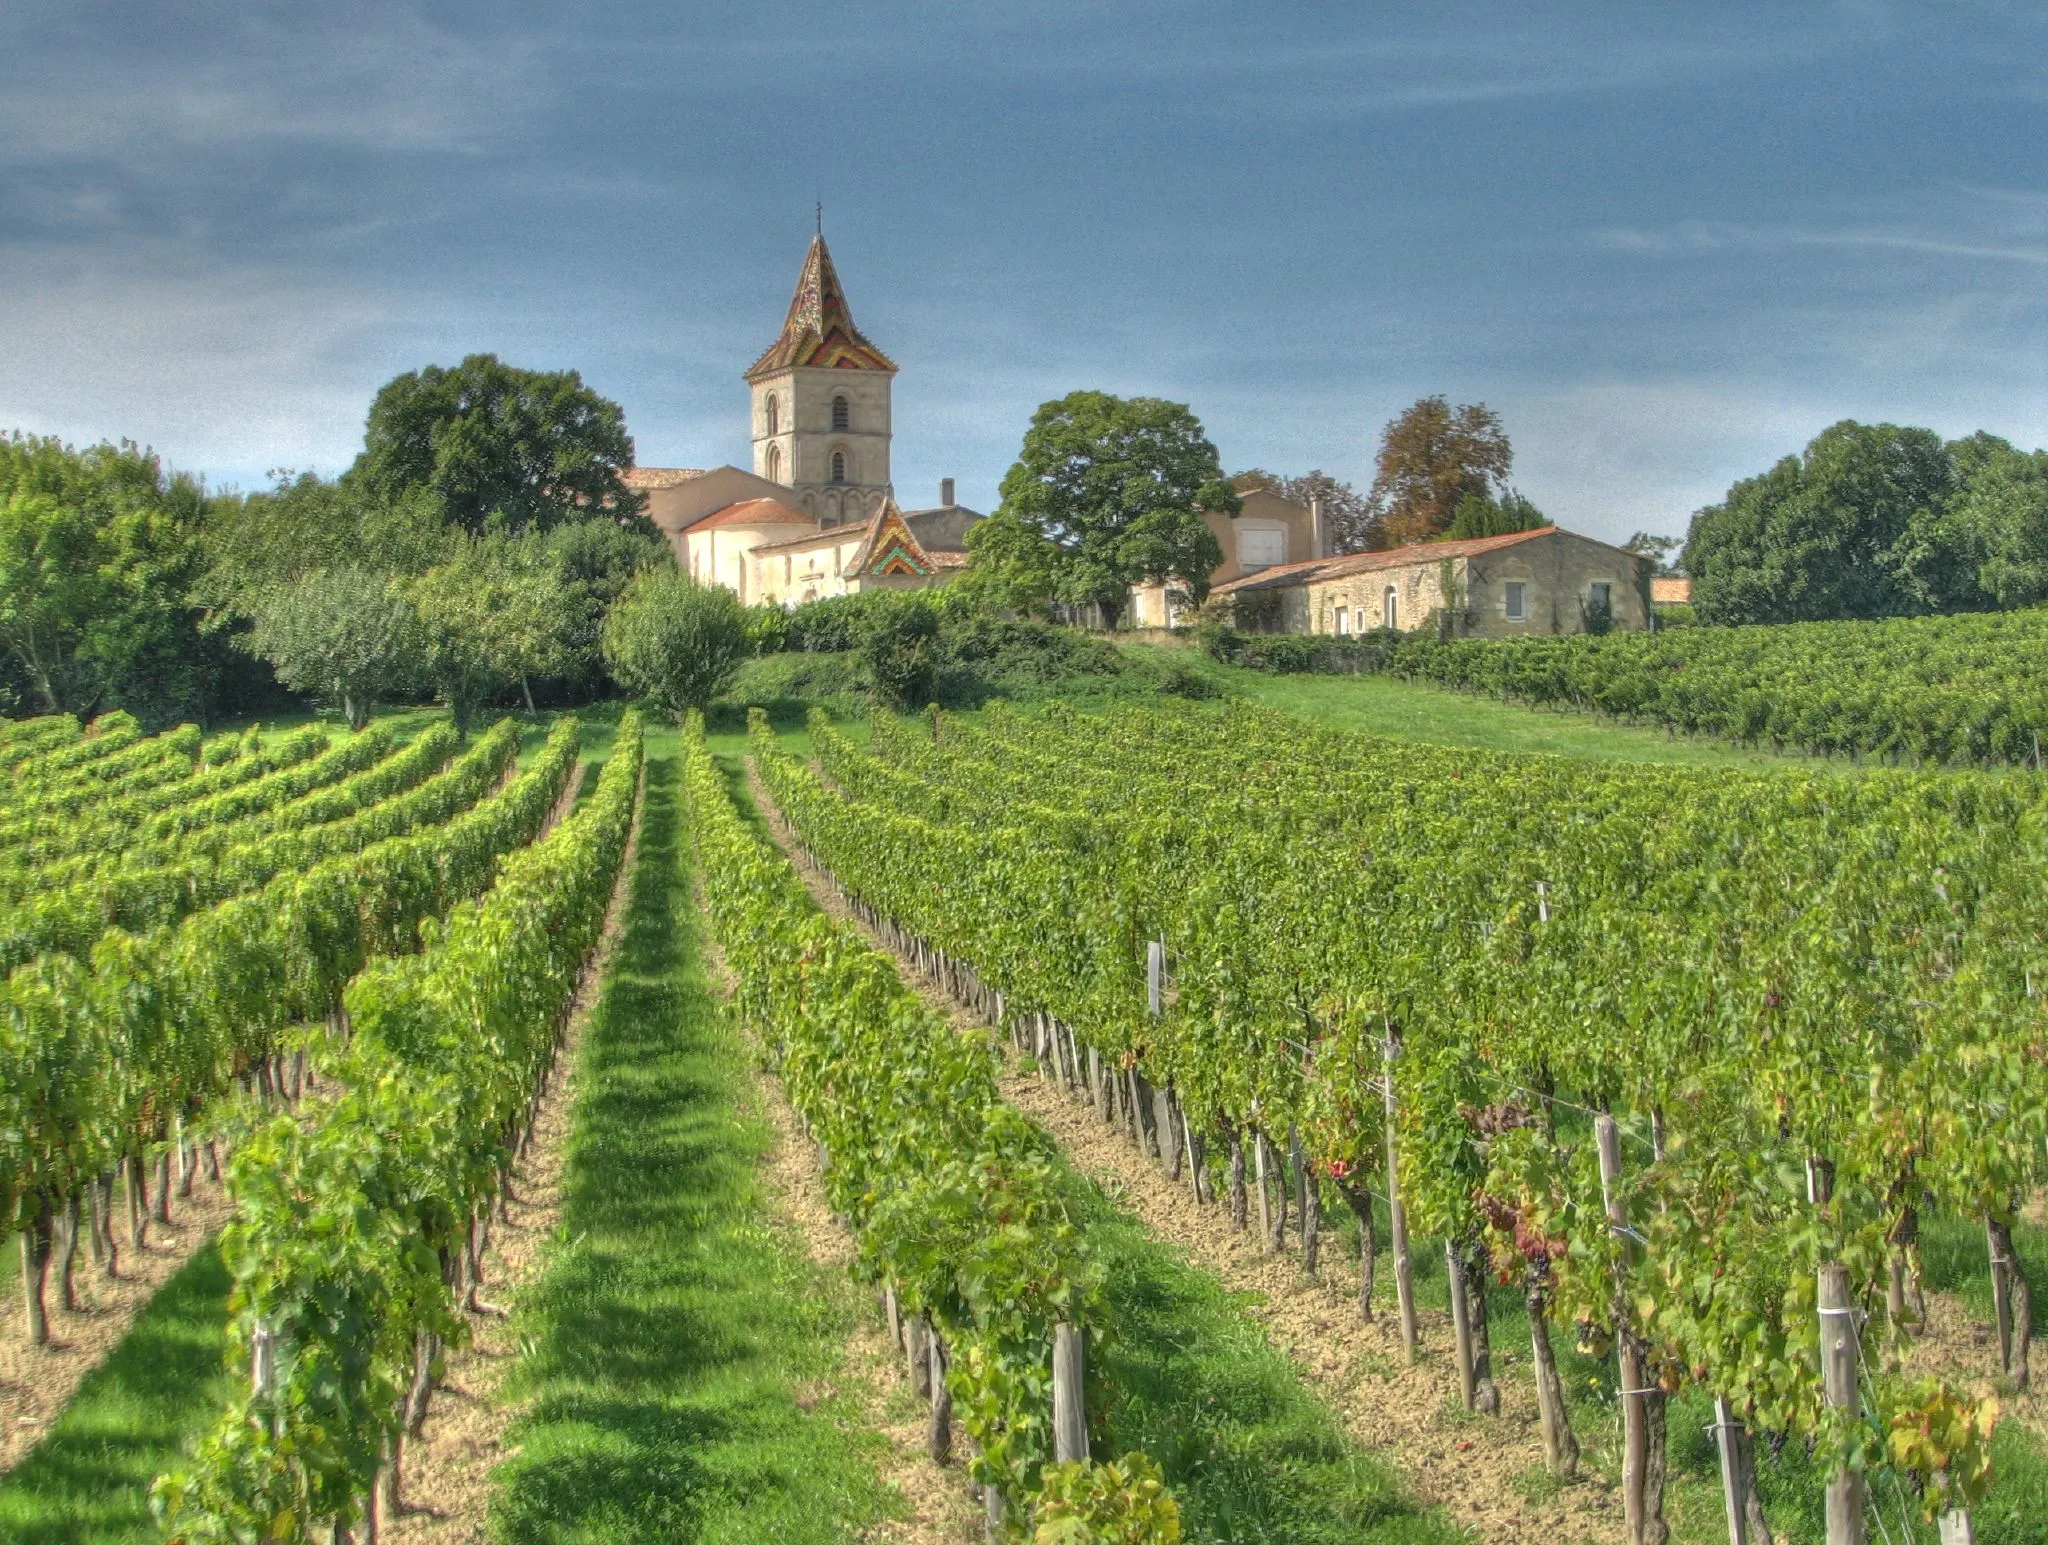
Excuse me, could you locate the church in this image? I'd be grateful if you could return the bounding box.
[625,234,979,606]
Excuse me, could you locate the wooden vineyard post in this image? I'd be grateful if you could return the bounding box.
[1228,1127,1248,1231]
[1987,1216,2013,1378]
[1052,1321,1088,1463]
[1446,1239,1478,1409]
[1384,1026,1419,1361]
[1596,1113,1650,1545]
[1819,1263,1864,1545]
[1711,1396,1750,1545]
[884,1282,902,1349]
[1154,1086,1181,1180]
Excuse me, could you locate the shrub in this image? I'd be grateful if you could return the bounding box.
[599,572,749,714]
[855,591,944,708]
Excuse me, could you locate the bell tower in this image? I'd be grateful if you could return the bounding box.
[745,231,896,525]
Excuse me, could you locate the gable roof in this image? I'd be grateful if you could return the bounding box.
[690,497,815,531]
[745,234,897,382]
[846,500,934,577]
[1213,527,1570,596]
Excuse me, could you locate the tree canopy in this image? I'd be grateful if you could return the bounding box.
[0,434,246,724]
[1443,490,1550,540]
[983,391,1235,625]
[1369,396,1513,547]
[355,353,648,537]
[1679,420,2048,625]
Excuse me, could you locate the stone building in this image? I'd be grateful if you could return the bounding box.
[1126,476,1325,627]
[1210,525,1650,637]
[623,232,979,605]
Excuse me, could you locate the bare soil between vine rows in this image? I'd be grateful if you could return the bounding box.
[0,1162,237,1474]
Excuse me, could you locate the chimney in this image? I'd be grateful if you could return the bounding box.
[940,477,955,508]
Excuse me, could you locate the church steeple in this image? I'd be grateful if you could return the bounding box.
[745,234,897,382]
[746,232,896,524]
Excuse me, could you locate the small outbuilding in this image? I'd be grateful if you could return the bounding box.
[1210,526,1650,638]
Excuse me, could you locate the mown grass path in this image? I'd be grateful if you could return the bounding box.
[0,1245,234,1543]
[489,757,901,1544]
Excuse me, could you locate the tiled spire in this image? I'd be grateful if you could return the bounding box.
[745,234,897,381]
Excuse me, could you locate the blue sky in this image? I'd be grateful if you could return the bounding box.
[1,2,2043,544]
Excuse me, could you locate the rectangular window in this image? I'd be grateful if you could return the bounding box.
[1504,581,1525,621]
[1589,582,1612,612]
[1335,606,1350,635]
[1239,528,1286,569]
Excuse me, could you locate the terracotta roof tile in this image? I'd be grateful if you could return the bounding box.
[1213,527,1562,595]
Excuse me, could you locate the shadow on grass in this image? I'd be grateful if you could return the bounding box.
[489,758,898,1545]
[0,1244,235,1544]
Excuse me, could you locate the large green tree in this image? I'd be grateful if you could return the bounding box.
[1684,421,1958,625]
[0,435,236,724]
[987,392,1234,627]
[355,354,648,536]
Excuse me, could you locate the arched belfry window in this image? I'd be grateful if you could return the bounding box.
[765,393,779,435]
[831,450,848,484]
[765,443,782,482]
[832,394,850,431]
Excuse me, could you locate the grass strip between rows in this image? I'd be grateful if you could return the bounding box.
[490,752,903,1544]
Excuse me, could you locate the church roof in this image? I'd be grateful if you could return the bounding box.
[690,497,815,531]
[745,235,897,382]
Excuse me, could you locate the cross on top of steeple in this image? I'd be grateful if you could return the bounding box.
[744,233,897,383]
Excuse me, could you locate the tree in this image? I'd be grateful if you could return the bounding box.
[1683,421,1956,625]
[202,474,451,609]
[960,510,1061,617]
[1234,469,1381,553]
[1444,490,1550,540]
[0,493,103,714]
[1624,533,1683,575]
[540,518,673,696]
[600,572,749,715]
[1369,396,1513,547]
[0,435,236,725]
[355,354,648,537]
[992,392,1235,627]
[239,566,414,730]
[1944,433,2048,611]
